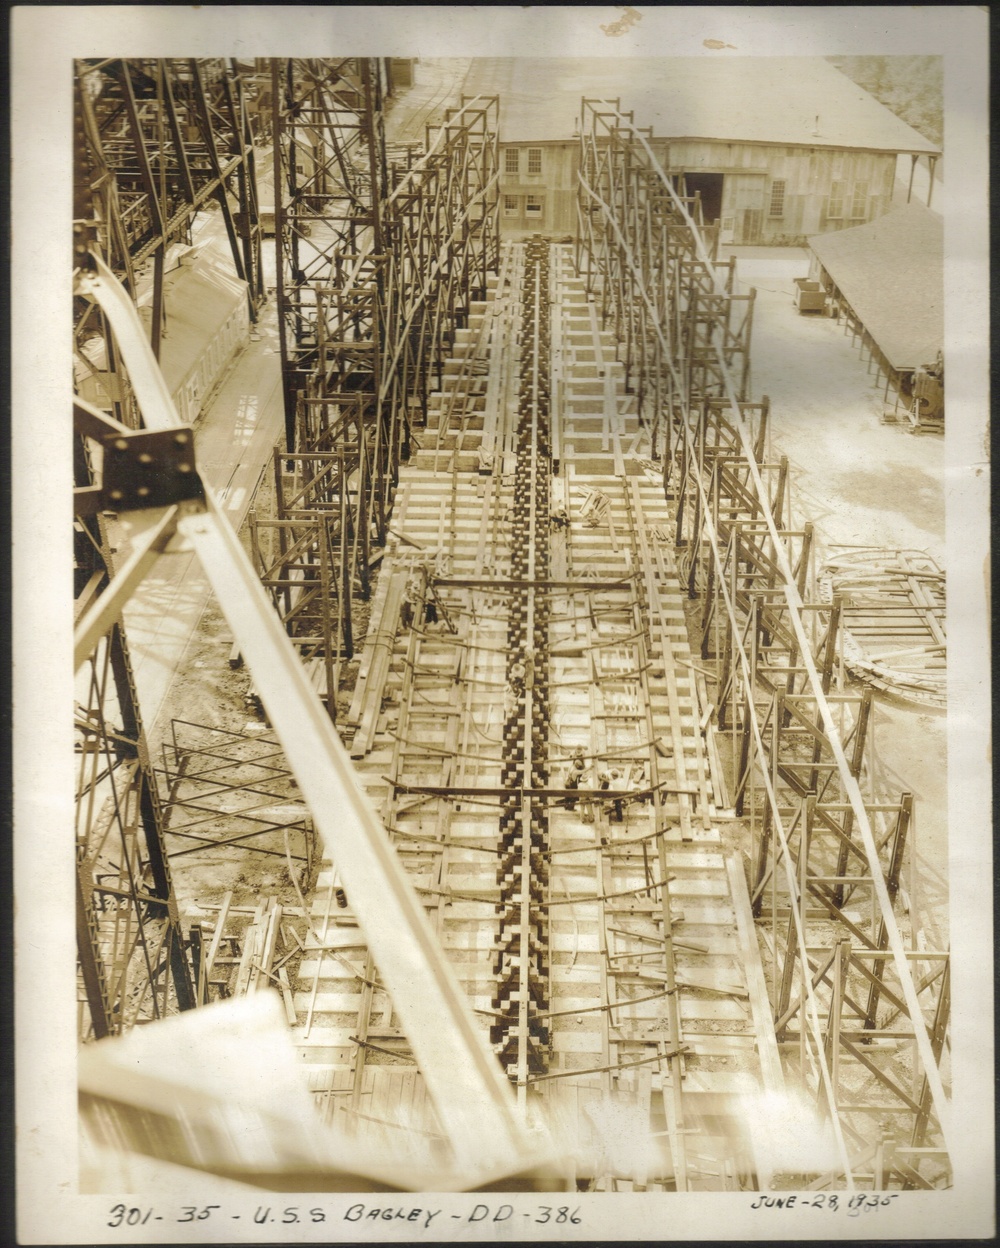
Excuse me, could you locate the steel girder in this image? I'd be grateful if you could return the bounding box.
[74,57,264,400]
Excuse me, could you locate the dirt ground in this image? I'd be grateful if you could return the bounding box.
[726,245,948,945]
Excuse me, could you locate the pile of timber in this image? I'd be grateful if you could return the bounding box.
[820,548,946,708]
[192,892,304,1020]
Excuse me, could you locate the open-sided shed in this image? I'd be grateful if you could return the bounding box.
[808,202,943,417]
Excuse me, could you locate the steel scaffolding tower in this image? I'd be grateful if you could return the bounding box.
[576,97,950,1190]
[268,58,499,710]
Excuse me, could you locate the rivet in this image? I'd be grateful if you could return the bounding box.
[109,489,123,500]
[174,432,189,445]
[113,438,128,451]
[137,486,150,497]
[138,452,153,464]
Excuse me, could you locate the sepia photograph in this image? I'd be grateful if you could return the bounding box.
[12,6,992,1243]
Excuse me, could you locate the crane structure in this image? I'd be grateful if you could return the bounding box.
[70,59,950,1194]
[72,57,268,1036]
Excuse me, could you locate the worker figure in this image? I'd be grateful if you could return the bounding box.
[399,577,418,632]
[628,762,648,804]
[597,766,624,822]
[504,660,526,718]
[610,768,625,822]
[562,756,588,811]
[550,507,570,530]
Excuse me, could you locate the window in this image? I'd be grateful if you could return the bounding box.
[525,195,543,218]
[850,180,868,219]
[502,194,519,218]
[527,148,543,175]
[768,179,786,218]
[504,148,520,175]
[827,179,846,220]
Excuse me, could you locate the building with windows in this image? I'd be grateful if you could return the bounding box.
[466,58,940,243]
[500,140,576,236]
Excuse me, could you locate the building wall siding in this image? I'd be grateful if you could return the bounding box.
[498,139,899,245]
[665,141,898,244]
[499,142,577,239]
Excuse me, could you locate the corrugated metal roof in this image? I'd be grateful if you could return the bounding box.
[808,203,942,372]
[462,57,939,155]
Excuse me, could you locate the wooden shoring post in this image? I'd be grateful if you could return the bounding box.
[773,945,838,1035]
[753,394,770,465]
[714,525,740,732]
[317,511,335,716]
[771,454,789,534]
[189,923,204,1006]
[806,597,841,793]
[357,429,372,602]
[673,412,688,546]
[734,595,757,818]
[340,467,354,662]
[778,522,813,726]
[885,791,912,904]
[750,797,774,916]
[699,496,718,656]
[686,472,700,600]
[739,287,756,402]
[862,792,913,1028]
[834,685,875,907]
[775,790,813,1037]
[819,935,851,1117]
[796,520,814,636]
[908,959,950,1157]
